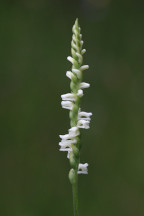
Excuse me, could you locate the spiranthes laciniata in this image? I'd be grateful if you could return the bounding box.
[59,18,92,216]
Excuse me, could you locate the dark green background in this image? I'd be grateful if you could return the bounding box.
[1,0,144,215]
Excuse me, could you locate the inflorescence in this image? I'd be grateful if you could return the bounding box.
[59,19,92,183]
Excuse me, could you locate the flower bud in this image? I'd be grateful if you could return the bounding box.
[69,169,76,185]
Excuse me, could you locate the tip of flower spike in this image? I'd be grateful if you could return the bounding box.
[75,18,79,26]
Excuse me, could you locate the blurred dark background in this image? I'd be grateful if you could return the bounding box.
[1,0,144,215]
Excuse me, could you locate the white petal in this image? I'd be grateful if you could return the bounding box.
[78,117,91,121]
[59,134,72,140]
[67,56,74,64]
[61,101,73,110]
[80,65,89,71]
[69,126,80,137]
[80,40,84,46]
[79,82,90,89]
[78,111,92,118]
[67,150,72,158]
[71,41,77,50]
[67,56,77,65]
[66,71,74,80]
[60,147,72,152]
[61,93,76,101]
[79,163,88,168]
[77,89,83,97]
[60,127,79,140]
[59,139,76,148]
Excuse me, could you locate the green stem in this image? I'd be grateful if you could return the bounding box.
[72,175,79,216]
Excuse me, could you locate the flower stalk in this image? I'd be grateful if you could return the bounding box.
[59,18,92,216]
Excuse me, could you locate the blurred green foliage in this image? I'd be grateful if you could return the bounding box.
[0,0,144,216]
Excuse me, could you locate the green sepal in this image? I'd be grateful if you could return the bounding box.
[72,104,79,116]
[72,145,79,158]
[71,74,77,83]
[77,136,81,149]
[70,82,78,93]
[71,48,78,60]
[73,60,79,68]
[69,104,78,121]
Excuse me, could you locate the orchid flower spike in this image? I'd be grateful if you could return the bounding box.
[59,18,92,216]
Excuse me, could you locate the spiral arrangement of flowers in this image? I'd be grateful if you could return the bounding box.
[59,18,92,216]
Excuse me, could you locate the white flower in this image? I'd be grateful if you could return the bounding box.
[69,126,80,137]
[61,93,77,102]
[76,52,83,64]
[61,90,83,102]
[67,56,77,65]
[66,71,75,80]
[77,119,90,129]
[60,127,80,140]
[79,82,90,89]
[78,163,88,174]
[81,49,86,55]
[72,35,77,43]
[77,89,83,97]
[59,126,79,154]
[71,41,77,50]
[78,110,92,128]
[61,101,73,110]
[80,40,84,47]
[78,111,92,121]
[80,65,89,71]
[59,139,77,151]
[72,68,81,79]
